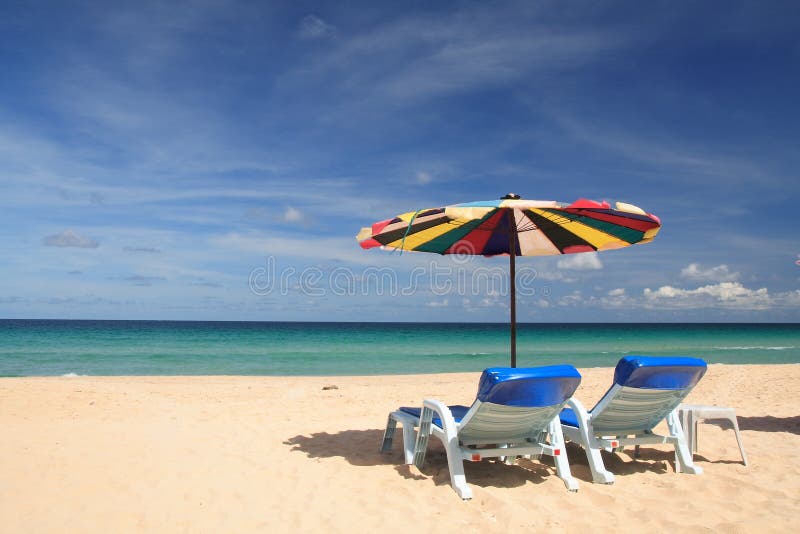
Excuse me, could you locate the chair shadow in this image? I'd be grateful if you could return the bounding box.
[285,428,564,490]
[564,442,673,482]
[565,436,754,480]
[284,429,392,467]
[735,415,800,435]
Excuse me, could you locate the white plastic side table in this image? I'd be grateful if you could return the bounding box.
[677,404,748,466]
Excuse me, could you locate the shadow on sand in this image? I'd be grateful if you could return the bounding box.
[735,415,800,435]
[284,428,568,490]
[562,442,673,482]
[565,438,751,476]
[284,421,775,489]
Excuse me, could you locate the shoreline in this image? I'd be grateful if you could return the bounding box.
[0,362,800,381]
[3,359,799,379]
[2,363,798,532]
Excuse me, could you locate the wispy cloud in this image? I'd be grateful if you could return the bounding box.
[124,246,162,254]
[298,14,338,40]
[1,2,797,321]
[548,113,774,189]
[125,275,166,287]
[42,230,99,248]
[287,9,632,105]
[283,206,304,223]
[208,232,371,265]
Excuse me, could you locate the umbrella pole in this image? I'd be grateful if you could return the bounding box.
[508,211,517,368]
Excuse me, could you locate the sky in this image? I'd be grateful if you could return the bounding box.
[1,0,798,322]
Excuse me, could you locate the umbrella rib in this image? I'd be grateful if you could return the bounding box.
[398,209,424,253]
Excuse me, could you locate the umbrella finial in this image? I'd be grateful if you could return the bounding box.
[502,193,521,200]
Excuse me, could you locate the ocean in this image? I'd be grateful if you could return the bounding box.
[0,320,798,377]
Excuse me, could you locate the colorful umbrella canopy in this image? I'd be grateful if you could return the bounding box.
[356,194,661,366]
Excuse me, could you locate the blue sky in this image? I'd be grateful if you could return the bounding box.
[1,0,798,322]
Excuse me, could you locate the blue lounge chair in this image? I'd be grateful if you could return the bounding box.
[560,356,707,484]
[381,365,582,499]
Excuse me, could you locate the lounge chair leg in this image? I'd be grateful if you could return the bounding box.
[730,416,748,466]
[381,415,396,454]
[548,420,579,491]
[400,421,417,465]
[444,446,472,500]
[577,431,614,484]
[382,414,417,464]
[585,445,615,484]
[416,404,473,500]
[499,443,517,465]
[412,406,433,471]
[667,411,703,475]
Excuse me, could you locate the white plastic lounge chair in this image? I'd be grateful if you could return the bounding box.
[381,365,582,499]
[559,356,707,484]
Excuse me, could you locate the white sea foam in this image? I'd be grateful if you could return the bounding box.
[713,346,795,351]
[61,372,87,377]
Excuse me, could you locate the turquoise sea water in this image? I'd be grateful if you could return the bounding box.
[0,320,798,377]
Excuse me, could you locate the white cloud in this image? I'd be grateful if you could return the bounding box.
[535,270,577,283]
[283,206,303,223]
[460,295,507,313]
[425,298,448,307]
[545,283,800,313]
[298,15,338,40]
[780,290,800,306]
[42,230,99,249]
[556,253,603,270]
[680,263,739,282]
[557,290,585,307]
[643,282,770,310]
[416,171,432,185]
[599,287,635,308]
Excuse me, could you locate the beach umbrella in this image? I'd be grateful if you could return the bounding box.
[356,194,661,367]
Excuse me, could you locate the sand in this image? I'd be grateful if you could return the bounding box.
[1,364,798,533]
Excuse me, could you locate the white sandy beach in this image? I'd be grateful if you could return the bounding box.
[1,364,798,533]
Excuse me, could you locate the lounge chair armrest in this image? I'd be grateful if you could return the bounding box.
[564,397,591,425]
[413,399,460,471]
[563,396,615,484]
[421,399,458,432]
[420,399,461,451]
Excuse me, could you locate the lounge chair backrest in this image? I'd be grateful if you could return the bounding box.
[459,365,581,444]
[476,365,582,407]
[589,356,707,433]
